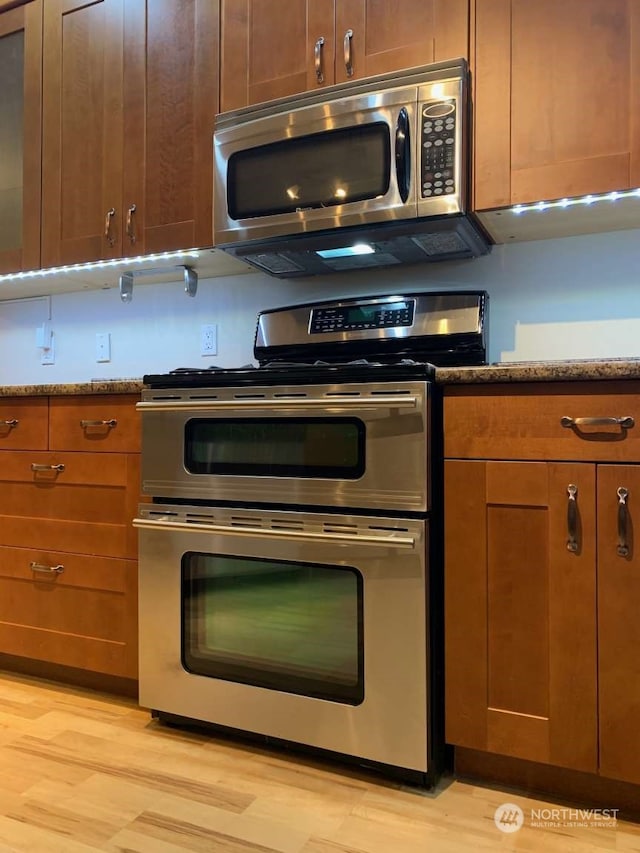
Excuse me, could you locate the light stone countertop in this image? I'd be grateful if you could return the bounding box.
[435,359,640,384]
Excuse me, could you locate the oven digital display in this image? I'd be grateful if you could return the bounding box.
[310,300,414,333]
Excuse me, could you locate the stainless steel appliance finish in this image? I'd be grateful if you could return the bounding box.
[134,504,430,774]
[138,380,430,512]
[213,59,490,277]
[134,292,486,785]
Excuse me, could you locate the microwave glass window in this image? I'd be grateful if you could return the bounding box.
[227,123,390,219]
[182,553,364,704]
[185,417,365,478]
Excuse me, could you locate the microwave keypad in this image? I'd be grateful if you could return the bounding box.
[421,101,456,198]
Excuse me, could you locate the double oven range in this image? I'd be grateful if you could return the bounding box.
[135,291,487,786]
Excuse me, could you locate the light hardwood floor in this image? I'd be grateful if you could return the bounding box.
[0,671,639,852]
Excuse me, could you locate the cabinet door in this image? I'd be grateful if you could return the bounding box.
[474,0,640,209]
[0,0,41,274]
[41,0,125,266]
[445,459,598,772]
[597,464,640,785]
[335,0,468,83]
[220,0,334,111]
[123,0,218,255]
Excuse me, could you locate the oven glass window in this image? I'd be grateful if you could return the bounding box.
[182,553,364,704]
[227,123,390,219]
[185,417,365,478]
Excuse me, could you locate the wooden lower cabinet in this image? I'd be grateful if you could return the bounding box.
[444,384,640,786]
[0,393,140,684]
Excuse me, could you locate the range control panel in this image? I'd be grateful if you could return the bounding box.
[310,300,415,334]
[421,99,456,199]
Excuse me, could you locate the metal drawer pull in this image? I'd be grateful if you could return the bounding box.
[137,395,418,413]
[133,516,415,548]
[31,463,65,472]
[1,419,18,428]
[561,415,634,430]
[343,28,354,76]
[567,483,579,553]
[314,36,325,83]
[80,419,117,428]
[617,486,630,557]
[30,562,64,574]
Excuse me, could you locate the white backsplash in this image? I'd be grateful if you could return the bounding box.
[1,227,639,385]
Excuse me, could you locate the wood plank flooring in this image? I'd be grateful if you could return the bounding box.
[0,670,639,852]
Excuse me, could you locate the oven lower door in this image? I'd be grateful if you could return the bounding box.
[134,504,432,779]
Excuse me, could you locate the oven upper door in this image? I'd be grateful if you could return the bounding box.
[138,380,430,512]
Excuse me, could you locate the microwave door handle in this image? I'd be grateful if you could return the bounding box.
[395,107,411,203]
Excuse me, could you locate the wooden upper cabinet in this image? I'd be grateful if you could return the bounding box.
[0,0,41,275]
[42,0,219,267]
[474,0,640,209]
[220,0,468,111]
[41,0,125,267]
[123,0,219,255]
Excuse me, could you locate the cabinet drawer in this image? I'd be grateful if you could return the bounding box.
[0,397,48,450]
[49,394,141,452]
[0,451,140,558]
[0,548,137,678]
[444,382,640,462]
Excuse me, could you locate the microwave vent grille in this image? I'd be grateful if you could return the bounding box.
[411,231,471,257]
[248,253,305,275]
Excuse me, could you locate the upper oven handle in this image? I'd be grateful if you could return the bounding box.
[136,396,419,413]
[133,516,416,548]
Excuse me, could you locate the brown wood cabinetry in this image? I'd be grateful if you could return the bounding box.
[473,0,640,209]
[41,0,218,267]
[444,382,640,784]
[220,0,468,111]
[0,0,41,275]
[0,394,140,682]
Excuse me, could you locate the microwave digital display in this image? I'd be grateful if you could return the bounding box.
[227,123,391,220]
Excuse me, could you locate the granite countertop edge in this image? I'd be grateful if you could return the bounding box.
[0,380,145,397]
[435,359,640,384]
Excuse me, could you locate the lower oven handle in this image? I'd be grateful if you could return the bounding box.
[133,517,416,548]
[136,396,418,413]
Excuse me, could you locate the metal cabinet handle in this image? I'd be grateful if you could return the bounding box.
[104,207,116,246]
[126,203,136,244]
[1,419,18,429]
[567,483,579,553]
[617,486,630,557]
[31,463,65,472]
[561,415,634,430]
[314,36,325,83]
[343,28,354,76]
[80,419,117,428]
[30,561,64,575]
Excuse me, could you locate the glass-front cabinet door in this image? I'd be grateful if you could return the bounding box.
[0,0,41,274]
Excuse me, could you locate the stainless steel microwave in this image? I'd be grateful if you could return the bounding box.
[213,58,490,277]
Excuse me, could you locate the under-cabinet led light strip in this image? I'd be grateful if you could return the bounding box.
[511,187,640,214]
[0,249,201,285]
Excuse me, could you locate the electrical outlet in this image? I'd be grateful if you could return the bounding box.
[41,337,55,365]
[200,324,217,356]
[96,332,111,362]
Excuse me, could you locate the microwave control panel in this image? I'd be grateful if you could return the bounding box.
[310,300,415,334]
[421,100,456,199]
